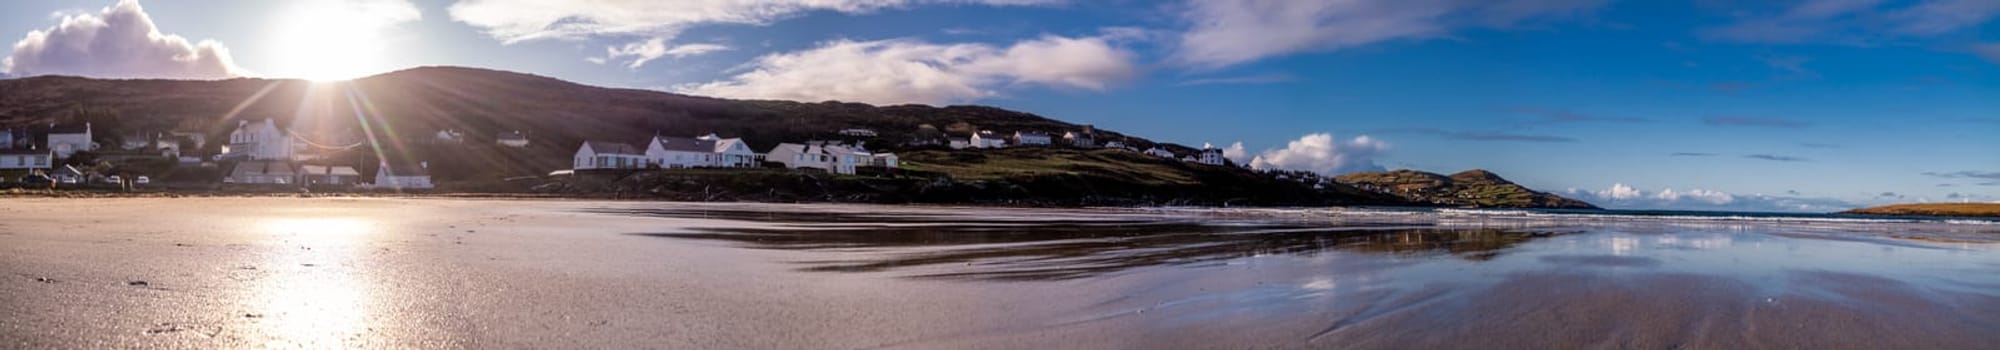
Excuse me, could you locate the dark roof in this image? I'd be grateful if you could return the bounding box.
[584,141,641,155]
[0,149,48,156]
[653,136,715,152]
[48,124,89,134]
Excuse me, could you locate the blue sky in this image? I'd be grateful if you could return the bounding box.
[2,0,1997,211]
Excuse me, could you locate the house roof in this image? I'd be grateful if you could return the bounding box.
[230,161,296,177]
[652,136,716,152]
[497,131,528,141]
[770,143,808,155]
[0,149,49,156]
[48,123,89,135]
[300,165,361,176]
[584,141,641,155]
[713,138,749,153]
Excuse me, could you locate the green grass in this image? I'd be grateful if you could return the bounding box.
[1843,203,2000,217]
[899,148,1200,185]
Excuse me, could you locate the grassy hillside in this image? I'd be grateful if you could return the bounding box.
[0,66,1200,181]
[1840,203,2000,218]
[1336,169,1598,209]
[894,147,1407,206]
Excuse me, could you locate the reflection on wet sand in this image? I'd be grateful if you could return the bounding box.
[611,208,1564,280]
[249,218,376,348]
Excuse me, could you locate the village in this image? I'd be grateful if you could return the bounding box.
[0,118,1234,193]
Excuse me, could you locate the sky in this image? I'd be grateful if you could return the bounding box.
[1,0,1996,212]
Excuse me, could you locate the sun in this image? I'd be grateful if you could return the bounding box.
[263,1,409,81]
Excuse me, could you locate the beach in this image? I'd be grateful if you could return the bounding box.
[2,198,1996,349]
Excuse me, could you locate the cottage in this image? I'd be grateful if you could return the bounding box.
[864,153,899,169]
[434,129,465,143]
[224,119,297,161]
[496,131,529,147]
[1143,147,1175,158]
[0,128,15,150]
[374,162,434,189]
[948,137,972,150]
[969,131,1008,149]
[645,135,718,169]
[1062,131,1095,148]
[227,161,297,185]
[574,141,645,170]
[1197,146,1227,166]
[1013,131,1052,146]
[768,143,860,174]
[1104,140,1128,150]
[47,123,94,159]
[0,149,51,170]
[710,137,760,168]
[299,165,362,186]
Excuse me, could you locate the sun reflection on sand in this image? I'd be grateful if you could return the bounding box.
[251,218,376,348]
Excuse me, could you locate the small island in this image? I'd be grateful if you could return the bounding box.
[1841,203,2000,218]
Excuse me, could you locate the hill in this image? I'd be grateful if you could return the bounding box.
[0,66,1200,181]
[1840,203,2000,218]
[1335,169,1598,209]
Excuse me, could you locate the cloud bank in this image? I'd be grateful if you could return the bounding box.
[448,0,1056,68]
[1568,183,1859,212]
[1175,0,1603,68]
[2,0,240,79]
[1702,0,2000,44]
[1236,133,1389,175]
[677,35,1136,105]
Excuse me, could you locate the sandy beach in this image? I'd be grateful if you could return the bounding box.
[2,198,1996,349]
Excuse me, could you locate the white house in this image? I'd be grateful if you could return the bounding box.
[948,137,972,150]
[1013,131,1052,146]
[46,123,93,159]
[970,131,1008,149]
[710,137,759,168]
[574,141,645,170]
[0,128,15,149]
[1197,146,1226,166]
[434,129,465,143]
[224,119,297,161]
[1062,131,1095,148]
[374,162,434,189]
[1104,140,1128,150]
[0,149,50,169]
[226,161,296,185]
[838,128,878,137]
[1144,147,1175,158]
[645,135,718,169]
[496,131,529,147]
[768,143,861,174]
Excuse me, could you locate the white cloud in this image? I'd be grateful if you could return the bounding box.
[676,35,1136,105]
[2,0,241,79]
[1599,183,1642,200]
[1175,0,1602,68]
[598,38,733,69]
[1221,142,1249,163]
[1570,183,1858,212]
[1245,133,1388,175]
[447,0,1058,44]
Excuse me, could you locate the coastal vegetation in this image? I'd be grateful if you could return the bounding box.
[1841,203,2000,218]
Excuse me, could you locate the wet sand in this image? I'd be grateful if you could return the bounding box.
[1,198,1996,349]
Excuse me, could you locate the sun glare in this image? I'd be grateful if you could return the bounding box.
[264,1,400,81]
